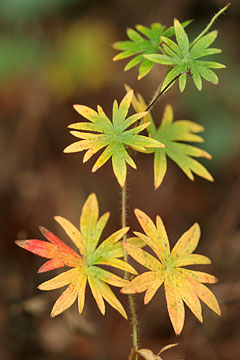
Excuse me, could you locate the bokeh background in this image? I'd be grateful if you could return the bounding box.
[0,0,240,359]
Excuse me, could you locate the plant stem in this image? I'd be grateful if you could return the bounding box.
[145,71,186,112]
[122,180,139,360]
[190,3,231,47]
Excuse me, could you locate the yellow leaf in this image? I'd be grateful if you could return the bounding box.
[121,271,156,295]
[171,223,200,259]
[54,216,86,256]
[144,271,164,304]
[134,209,170,264]
[96,278,128,319]
[124,243,163,271]
[122,210,221,334]
[51,282,79,317]
[88,271,105,315]
[164,275,185,335]
[39,267,83,291]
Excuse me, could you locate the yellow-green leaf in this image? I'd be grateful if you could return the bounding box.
[64,91,165,187]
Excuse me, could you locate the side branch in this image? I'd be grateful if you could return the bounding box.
[145,71,187,112]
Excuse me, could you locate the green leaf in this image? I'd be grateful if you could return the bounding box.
[64,91,165,187]
[16,193,141,318]
[127,89,213,188]
[113,20,191,79]
[174,19,189,54]
[121,211,221,335]
[144,16,225,91]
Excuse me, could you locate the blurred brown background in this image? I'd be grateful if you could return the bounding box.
[0,0,240,359]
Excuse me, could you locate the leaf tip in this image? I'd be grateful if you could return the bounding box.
[15,240,26,248]
[37,284,43,290]
[39,226,52,240]
[63,145,72,153]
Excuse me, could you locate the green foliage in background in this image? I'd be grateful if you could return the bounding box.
[0,0,84,24]
[0,35,48,83]
[45,22,113,98]
[0,22,113,98]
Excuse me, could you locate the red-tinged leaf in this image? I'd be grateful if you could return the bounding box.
[16,193,132,318]
[54,216,86,256]
[16,239,58,259]
[15,239,81,268]
[39,226,83,262]
[38,258,65,273]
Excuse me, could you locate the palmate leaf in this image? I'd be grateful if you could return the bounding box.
[113,20,191,79]
[145,18,225,91]
[121,209,221,334]
[16,193,145,318]
[64,91,165,187]
[126,85,213,189]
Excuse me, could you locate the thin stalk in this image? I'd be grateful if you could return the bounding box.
[145,71,186,112]
[190,3,231,47]
[122,180,139,360]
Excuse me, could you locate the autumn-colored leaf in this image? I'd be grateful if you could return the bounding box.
[16,193,144,318]
[125,85,213,189]
[64,91,165,187]
[121,209,221,334]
